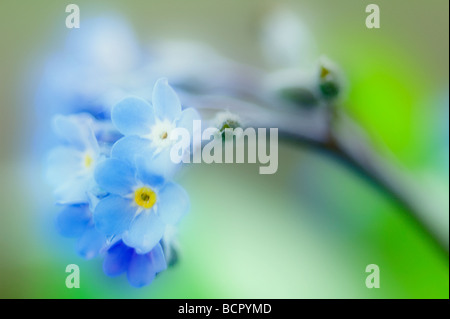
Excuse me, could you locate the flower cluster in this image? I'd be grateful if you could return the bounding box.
[46,78,199,287]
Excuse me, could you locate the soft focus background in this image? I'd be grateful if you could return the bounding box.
[0,0,448,298]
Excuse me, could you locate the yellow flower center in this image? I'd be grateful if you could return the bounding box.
[84,154,93,168]
[161,131,168,139]
[134,187,157,209]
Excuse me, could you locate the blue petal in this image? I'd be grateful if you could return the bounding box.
[52,114,99,151]
[53,174,94,204]
[156,182,190,225]
[46,145,99,204]
[55,205,91,238]
[152,78,181,121]
[127,252,156,288]
[148,243,167,273]
[111,97,155,136]
[111,136,154,166]
[135,149,178,184]
[175,107,201,135]
[76,225,105,260]
[136,156,169,188]
[122,210,165,254]
[103,241,134,277]
[94,158,135,195]
[46,147,82,187]
[93,120,122,144]
[94,195,137,237]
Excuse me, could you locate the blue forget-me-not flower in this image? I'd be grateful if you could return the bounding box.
[103,240,167,287]
[56,204,107,260]
[43,16,198,287]
[111,78,200,177]
[46,113,105,204]
[94,156,189,254]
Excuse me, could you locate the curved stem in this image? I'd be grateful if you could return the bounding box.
[170,50,448,256]
[326,110,449,257]
[187,92,449,257]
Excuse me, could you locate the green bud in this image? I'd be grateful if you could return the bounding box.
[319,80,339,100]
[214,111,241,134]
[318,58,341,100]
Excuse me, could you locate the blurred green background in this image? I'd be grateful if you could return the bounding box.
[0,0,448,298]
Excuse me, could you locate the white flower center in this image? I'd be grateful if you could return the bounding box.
[146,119,176,151]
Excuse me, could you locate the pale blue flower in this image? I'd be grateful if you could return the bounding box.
[110,78,200,176]
[35,16,145,120]
[56,204,106,260]
[93,157,189,254]
[103,240,167,287]
[46,114,105,204]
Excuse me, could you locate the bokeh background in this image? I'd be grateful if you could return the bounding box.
[0,0,448,298]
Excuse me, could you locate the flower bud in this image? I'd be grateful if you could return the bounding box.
[318,57,342,101]
[214,111,242,134]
